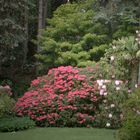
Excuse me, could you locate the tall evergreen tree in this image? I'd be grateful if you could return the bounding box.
[0,0,28,79]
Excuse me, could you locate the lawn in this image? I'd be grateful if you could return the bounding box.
[0,128,116,140]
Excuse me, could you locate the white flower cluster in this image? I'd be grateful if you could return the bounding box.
[110,104,115,108]
[112,46,116,49]
[109,113,112,118]
[115,80,122,91]
[110,56,115,61]
[106,123,110,127]
[97,79,123,95]
[97,80,109,96]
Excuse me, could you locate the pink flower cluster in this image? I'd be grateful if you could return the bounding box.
[76,113,95,124]
[14,66,99,127]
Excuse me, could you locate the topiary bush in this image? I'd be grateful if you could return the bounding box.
[14,66,101,127]
[0,117,35,132]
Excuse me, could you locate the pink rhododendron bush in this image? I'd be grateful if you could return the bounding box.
[14,66,129,128]
[14,66,100,127]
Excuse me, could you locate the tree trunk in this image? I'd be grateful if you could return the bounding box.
[38,0,46,36]
[38,0,48,51]
[43,0,48,28]
[22,0,28,69]
[38,0,43,38]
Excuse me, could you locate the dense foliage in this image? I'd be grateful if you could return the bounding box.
[95,79,128,128]
[1,0,140,95]
[15,66,100,127]
[14,66,129,128]
[94,0,140,39]
[117,88,140,140]
[36,0,140,72]
[99,36,140,89]
[0,86,15,118]
[0,117,35,132]
[0,0,28,77]
[36,1,110,71]
[1,0,140,133]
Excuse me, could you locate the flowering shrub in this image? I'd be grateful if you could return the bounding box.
[14,66,100,127]
[14,66,129,128]
[95,79,129,128]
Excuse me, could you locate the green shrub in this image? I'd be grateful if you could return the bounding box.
[0,117,35,132]
[117,115,140,140]
[0,95,15,118]
[116,88,140,140]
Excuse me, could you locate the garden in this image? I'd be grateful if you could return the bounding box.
[0,0,140,140]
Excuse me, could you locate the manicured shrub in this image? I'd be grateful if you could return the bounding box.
[14,66,100,127]
[0,117,35,132]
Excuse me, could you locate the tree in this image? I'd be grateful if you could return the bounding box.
[93,0,140,39]
[36,0,109,72]
[0,0,28,79]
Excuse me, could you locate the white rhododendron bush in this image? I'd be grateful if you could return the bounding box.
[95,79,129,128]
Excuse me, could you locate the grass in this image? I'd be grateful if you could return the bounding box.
[0,128,116,140]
